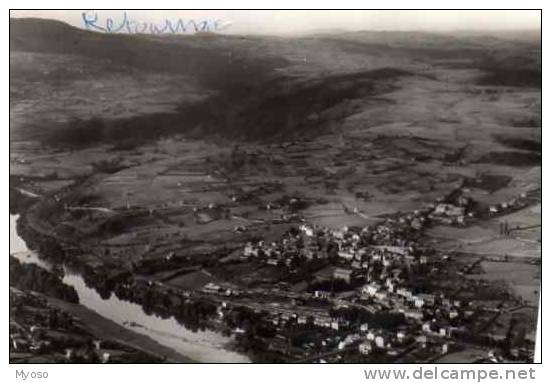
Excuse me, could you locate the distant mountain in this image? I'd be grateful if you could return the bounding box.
[307,28,541,51]
[10,17,540,147]
[10,17,286,90]
[10,17,89,53]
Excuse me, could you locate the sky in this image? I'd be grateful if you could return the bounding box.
[10,10,541,35]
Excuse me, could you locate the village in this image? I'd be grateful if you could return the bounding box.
[190,193,537,363]
[10,162,539,364]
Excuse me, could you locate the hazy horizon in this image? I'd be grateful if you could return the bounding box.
[10,10,541,36]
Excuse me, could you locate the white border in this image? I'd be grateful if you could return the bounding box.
[3,2,545,382]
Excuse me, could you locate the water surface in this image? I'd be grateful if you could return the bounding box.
[10,214,249,363]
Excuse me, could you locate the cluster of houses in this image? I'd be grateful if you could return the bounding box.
[487,192,530,217]
[9,289,69,357]
[427,193,473,225]
[9,288,149,363]
[242,209,428,272]
[428,189,532,225]
[235,209,476,359]
[226,191,537,362]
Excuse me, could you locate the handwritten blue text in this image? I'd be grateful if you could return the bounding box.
[82,11,231,35]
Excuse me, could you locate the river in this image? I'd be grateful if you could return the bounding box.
[9,214,250,363]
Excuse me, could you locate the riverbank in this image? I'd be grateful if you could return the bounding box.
[10,212,250,363]
[43,295,195,363]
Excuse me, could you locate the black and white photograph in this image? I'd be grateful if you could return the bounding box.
[8,6,542,372]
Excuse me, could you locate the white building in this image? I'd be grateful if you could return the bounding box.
[362,283,381,297]
[359,341,373,355]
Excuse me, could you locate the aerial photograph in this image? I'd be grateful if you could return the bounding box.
[9,10,541,363]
